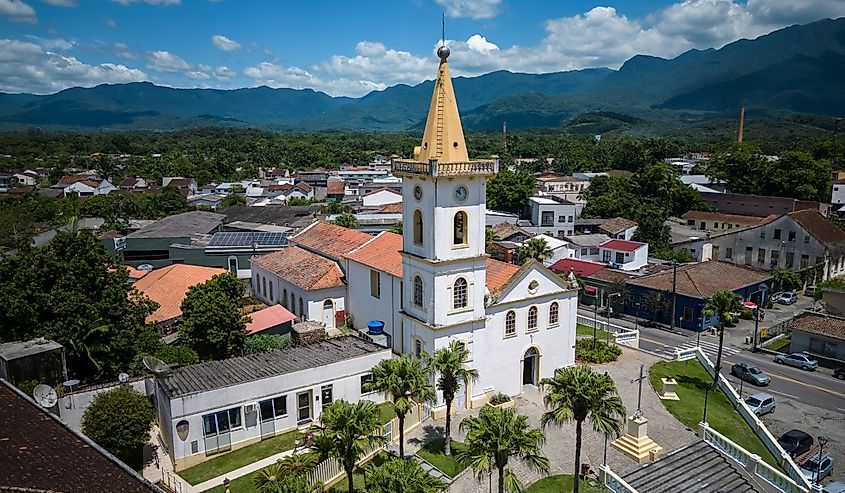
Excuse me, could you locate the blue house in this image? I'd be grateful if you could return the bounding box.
[625,260,771,332]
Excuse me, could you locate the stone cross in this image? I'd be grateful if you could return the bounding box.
[630,364,648,419]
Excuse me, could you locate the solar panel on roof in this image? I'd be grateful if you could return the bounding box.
[208,232,289,247]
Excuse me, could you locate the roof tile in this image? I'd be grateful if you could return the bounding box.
[788,209,845,246]
[133,264,227,323]
[345,232,403,277]
[788,312,845,340]
[486,258,521,294]
[292,221,373,261]
[627,260,769,299]
[599,217,638,235]
[245,305,296,335]
[252,246,345,291]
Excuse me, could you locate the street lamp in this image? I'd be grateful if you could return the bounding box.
[607,292,621,344]
[752,283,768,353]
[816,436,829,484]
[671,261,678,330]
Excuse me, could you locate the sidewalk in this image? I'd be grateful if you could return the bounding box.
[192,448,296,492]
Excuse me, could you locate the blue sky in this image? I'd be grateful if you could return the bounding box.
[1,0,844,96]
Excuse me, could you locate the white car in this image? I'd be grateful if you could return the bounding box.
[799,452,835,483]
[745,392,775,415]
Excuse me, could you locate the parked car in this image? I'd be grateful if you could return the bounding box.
[799,451,835,483]
[778,429,814,457]
[804,285,816,297]
[774,352,818,371]
[834,367,845,380]
[770,292,784,303]
[745,392,776,415]
[731,363,771,386]
[823,481,845,493]
[777,291,797,305]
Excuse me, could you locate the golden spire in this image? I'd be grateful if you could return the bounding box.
[413,45,469,164]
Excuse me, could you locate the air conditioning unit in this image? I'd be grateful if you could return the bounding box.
[244,403,256,414]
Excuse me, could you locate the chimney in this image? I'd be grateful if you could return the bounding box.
[737,105,745,143]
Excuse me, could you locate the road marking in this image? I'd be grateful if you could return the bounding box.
[766,389,799,400]
[639,337,669,347]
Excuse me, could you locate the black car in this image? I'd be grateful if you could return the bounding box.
[778,429,814,458]
[835,367,845,380]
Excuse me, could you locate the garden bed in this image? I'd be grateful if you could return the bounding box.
[525,474,605,493]
[575,338,621,363]
[415,437,468,479]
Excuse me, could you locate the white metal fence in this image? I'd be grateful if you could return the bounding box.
[160,469,188,493]
[599,465,640,493]
[577,314,640,348]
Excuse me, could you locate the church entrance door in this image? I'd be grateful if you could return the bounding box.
[522,347,539,386]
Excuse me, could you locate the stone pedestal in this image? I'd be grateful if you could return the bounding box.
[610,416,663,463]
[659,377,680,401]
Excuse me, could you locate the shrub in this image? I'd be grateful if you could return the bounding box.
[488,392,511,405]
[575,339,622,363]
[16,379,40,397]
[81,386,154,463]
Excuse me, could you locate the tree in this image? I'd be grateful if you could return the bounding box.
[310,400,386,493]
[771,267,802,292]
[486,168,536,213]
[158,185,188,217]
[390,220,403,235]
[631,204,671,251]
[540,366,625,493]
[643,291,670,324]
[364,354,435,458]
[456,406,549,493]
[81,386,154,464]
[332,212,359,229]
[702,290,743,403]
[220,193,246,209]
[364,457,448,493]
[428,340,479,456]
[277,452,320,478]
[244,334,294,355]
[252,463,317,493]
[179,272,248,360]
[0,231,157,381]
[518,237,554,264]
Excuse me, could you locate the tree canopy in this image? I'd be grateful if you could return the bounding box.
[81,386,155,466]
[486,168,536,213]
[179,272,248,360]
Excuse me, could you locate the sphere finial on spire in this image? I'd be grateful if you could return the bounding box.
[437,45,450,60]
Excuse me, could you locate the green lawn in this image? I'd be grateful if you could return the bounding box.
[763,337,791,353]
[415,437,468,478]
[203,471,260,493]
[526,474,606,493]
[576,323,613,341]
[179,429,303,485]
[378,402,396,425]
[649,360,779,467]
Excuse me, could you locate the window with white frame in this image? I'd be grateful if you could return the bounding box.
[527,306,538,331]
[505,310,516,337]
[413,276,423,307]
[549,302,559,325]
[414,338,423,359]
[202,407,242,437]
[453,277,468,309]
[259,396,287,421]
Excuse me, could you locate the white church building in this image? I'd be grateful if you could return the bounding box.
[252,45,579,414]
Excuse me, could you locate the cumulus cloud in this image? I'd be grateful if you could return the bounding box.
[435,0,501,19]
[42,0,76,6]
[211,34,241,52]
[147,50,189,72]
[0,38,146,94]
[25,34,75,50]
[0,0,37,24]
[243,62,384,97]
[113,42,136,59]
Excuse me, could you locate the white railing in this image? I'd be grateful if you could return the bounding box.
[700,423,809,493]
[577,314,640,348]
[674,347,698,361]
[599,465,640,493]
[689,348,813,490]
[160,469,187,493]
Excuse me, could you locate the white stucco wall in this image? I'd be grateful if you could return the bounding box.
[362,190,402,207]
[832,183,845,205]
[252,266,346,327]
[345,260,404,353]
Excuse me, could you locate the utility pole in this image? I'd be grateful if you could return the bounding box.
[671,261,678,330]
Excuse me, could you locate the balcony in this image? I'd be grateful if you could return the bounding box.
[392,159,498,177]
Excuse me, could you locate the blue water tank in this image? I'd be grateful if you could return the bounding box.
[367,320,385,335]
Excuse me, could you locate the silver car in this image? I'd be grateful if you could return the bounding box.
[774,352,818,371]
[745,392,775,415]
[799,452,835,483]
[731,363,771,386]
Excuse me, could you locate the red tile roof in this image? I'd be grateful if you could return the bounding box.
[133,264,226,323]
[376,203,403,214]
[788,312,845,341]
[362,187,401,197]
[252,246,345,291]
[549,258,606,277]
[125,266,148,280]
[627,260,770,299]
[292,221,373,261]
[327,179,346,195]
[345,232,403,277]
[599,217,638,235]
[486,258,521,294]
[56,175,88,186]
[245,304,296,335]
[789,209,845,246]
[600,239,646,252]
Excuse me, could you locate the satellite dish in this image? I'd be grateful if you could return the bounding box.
[137,264,154,272]
[33,384,58,408]
[118,372,130,383]
[142,355,171,376]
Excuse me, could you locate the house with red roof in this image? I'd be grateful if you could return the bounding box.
[245,304,296,336]
[599,239,649,271]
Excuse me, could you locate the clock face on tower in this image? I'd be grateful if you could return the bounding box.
[414,186,422,201]
[455,186,468,202]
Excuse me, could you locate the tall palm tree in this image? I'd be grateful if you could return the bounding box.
[428,340,478,456]
[519,237,553,264]
[702,290,743,403]
[309,400,386,493]
[456,406,549,493]
[540,366,625,493]
[364,457,448,493]
[364,354,435,458]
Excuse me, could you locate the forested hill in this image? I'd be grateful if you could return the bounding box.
[1,17,844,132]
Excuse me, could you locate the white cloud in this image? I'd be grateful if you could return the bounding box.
[24,34,75,50]
[0,0,37,24]
[435,0,501,20]
[105,18,117,28]
[0,38,146,94]
[42,0,76,6]
[186,70,210,81]
[243,62,384,97]
[147,50,189,72]
[114,42,136,59]
[211,34,241,52]
[465,34,498,53]
[111,0,179,5]
[214,65,235,80]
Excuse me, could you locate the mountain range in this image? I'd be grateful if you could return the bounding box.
[1,17,844,132]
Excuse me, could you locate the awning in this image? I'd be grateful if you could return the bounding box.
[743,301,757,309]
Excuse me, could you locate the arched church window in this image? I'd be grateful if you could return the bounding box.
[269,281,273,301]
[413,210,423,245]
[299,298,304,318]
[527,306,538,331]
[453,211,467,245]
[549,302,559,325]
[282,288,288,307]
[413,276,424,307]
[505,310,516,337]
[453,277,467,309]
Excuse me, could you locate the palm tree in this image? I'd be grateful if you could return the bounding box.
[309,400,386,493]
[364,457,448,493]
[540,366,625,493]
[702,290,743,397]
[364,354,435,458]
[519,237,553,264]
[455,406,549,493]
[277,451,319,478]
[428,340,478,456]
[252,463,316,493]
[68,318,111,379]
